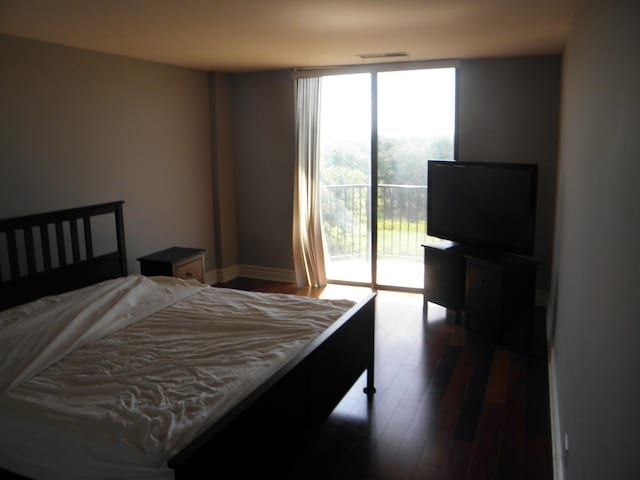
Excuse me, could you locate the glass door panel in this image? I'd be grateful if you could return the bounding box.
[376,68,456,288]
[319,74,372,284]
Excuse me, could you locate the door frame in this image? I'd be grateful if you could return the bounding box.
[309,61,460,293]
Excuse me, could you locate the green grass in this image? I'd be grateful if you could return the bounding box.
[324,218,433,260]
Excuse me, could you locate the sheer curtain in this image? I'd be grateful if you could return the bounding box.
[292,76,327,288]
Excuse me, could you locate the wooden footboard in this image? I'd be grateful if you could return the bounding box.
[168,292,376,478]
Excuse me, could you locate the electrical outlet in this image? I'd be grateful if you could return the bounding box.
[563,433,570,464]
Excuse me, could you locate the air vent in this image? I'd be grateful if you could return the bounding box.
[357,52,409,61]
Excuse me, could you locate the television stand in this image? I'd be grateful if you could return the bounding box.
[422,240,465,312]
[464,253,538,338]
[422,243,538,339]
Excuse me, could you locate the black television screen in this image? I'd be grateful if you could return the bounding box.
[427,160,538,255]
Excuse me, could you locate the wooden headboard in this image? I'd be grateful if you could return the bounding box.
[0,201,127,310]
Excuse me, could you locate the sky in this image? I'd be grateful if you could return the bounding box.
[320,67,456,141]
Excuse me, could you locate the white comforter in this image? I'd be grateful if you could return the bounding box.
[0,275,355,480]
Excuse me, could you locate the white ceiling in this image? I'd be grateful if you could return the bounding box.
[0,0,577,72]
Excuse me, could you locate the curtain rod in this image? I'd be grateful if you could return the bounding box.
[291,58,461,79]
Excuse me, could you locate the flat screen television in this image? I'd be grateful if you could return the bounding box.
[427,160,538,256]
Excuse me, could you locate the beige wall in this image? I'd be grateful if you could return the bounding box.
[209,72,238,271]
[0,33,562,291]
[230,70,296,270]
[229,58,560,288]
[0,34,215,275]
[459,55,561,290]
[551,0,640,478]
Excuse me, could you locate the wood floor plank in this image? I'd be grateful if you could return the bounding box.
[465,403,504,480]
[525,434,553,480]
[453,337,495,443]
[219,279,552,480]
[484,349,512,406]
[398,346,463,478]
[495,353,527,480]
[443,440,474,480]
[387,399,434,480]
[371,404,422,480]
[426,347,477,474]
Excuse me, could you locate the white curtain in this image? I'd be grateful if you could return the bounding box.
[292,76,327,288]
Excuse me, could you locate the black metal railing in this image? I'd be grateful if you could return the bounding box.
[321,184,427,261]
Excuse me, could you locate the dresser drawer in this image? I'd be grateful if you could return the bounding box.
[464,254,537,336]
[465,262,501,312]
[174,257,204,282]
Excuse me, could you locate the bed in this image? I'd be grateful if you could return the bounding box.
[0,201,376,479]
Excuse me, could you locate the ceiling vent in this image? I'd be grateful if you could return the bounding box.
[357,52,409,62]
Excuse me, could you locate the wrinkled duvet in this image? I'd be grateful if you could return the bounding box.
[0,275,355,480]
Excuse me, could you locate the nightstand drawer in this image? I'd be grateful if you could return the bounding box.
[174,257,204,282]
[137,247,206,283]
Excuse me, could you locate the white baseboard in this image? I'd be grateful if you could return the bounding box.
[205,265,240,284]
[206,264,296,284]
[548,348,565,480]
[205,269,216,285]
[208,270,553,298]
[238,264,297,283]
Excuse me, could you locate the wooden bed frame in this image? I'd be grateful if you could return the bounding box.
[0,201,127,310]
[0,201,376,479]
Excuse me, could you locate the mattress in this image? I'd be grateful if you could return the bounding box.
[0,275,355,480]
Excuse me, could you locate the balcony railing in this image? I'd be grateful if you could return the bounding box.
[321,184,428,261]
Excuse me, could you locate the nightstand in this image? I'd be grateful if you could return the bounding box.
[137,247,205,283]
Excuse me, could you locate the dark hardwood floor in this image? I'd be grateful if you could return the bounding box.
[216,278,553,480]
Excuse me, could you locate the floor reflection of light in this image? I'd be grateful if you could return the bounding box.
[318,283,374,302]
[325,258,425,290]
[329,373,372,423]
[314,291,464,446]
[424,301,448,323]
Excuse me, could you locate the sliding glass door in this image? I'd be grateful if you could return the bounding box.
[376,68,456,288]
[319,67,456,290]
[319,74,372,284]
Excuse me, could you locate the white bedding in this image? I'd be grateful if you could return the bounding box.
[0,275,355,480]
